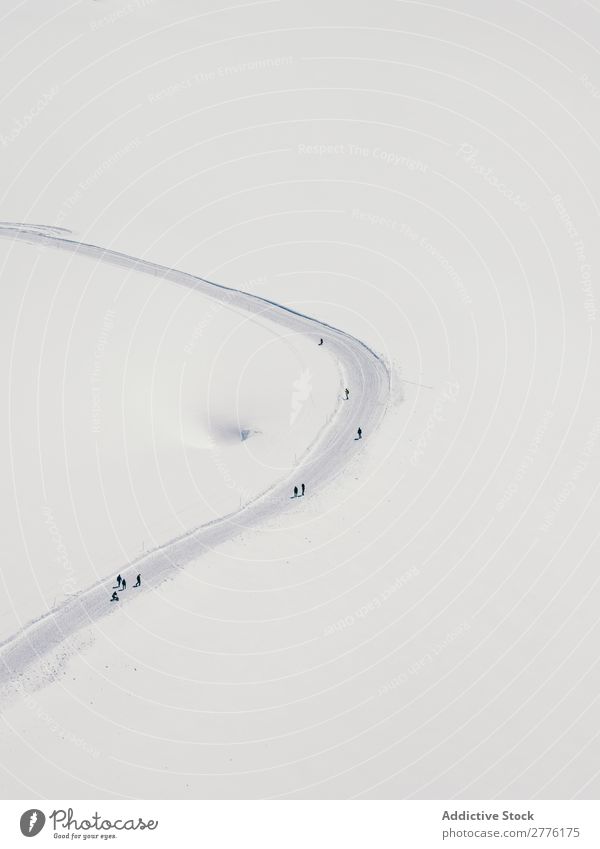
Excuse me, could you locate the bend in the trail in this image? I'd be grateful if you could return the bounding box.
[0,225,390,694]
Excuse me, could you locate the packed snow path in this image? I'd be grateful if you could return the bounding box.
[0,225,390,691]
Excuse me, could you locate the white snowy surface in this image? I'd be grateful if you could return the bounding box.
[0,225,387,695]
[0,232,343,646]
[1,0,600,801]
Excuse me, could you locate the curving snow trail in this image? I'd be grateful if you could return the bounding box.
[0,225,389,692]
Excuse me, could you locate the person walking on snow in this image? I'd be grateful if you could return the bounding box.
[301,483,305,496]
[357,427,362,440]
[115,574,122,588]
[134,574,141,587]
[120,578,127,591]
[318,338,323,345]
[110,591,119,602]
[293,486,298,498]
[345,388,350,400]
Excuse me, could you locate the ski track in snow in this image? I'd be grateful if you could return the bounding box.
[0,225,390,696]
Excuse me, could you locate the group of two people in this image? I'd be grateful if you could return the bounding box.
[110,572,141,602]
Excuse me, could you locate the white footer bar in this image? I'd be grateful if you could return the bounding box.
[0,800,598,848]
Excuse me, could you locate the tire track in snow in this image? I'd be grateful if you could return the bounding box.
[0,225,390,694]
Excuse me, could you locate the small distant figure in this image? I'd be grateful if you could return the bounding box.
[110,591,119,602]
[121,578,127,591]
[356,427,362,440]
[293,485,298,498]
[318,338,323,346]
[134,574,141,587]
[115,574,122,589]
[345,388,350,400]
[301,483,305,496]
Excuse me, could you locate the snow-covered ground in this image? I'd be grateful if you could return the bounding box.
[0,229,346,647]
[0,225,387,691]
[1,0,600,801]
